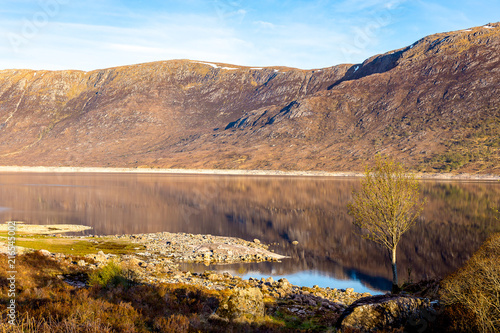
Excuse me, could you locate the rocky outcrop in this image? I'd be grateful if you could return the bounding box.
[336,294,436,332]
[219,23,500,173]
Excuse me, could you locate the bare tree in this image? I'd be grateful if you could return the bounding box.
[347,157,425,290]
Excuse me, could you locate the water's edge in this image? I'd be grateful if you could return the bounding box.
[0,166,498,180]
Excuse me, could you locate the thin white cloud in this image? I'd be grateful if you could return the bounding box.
[253,21,276,29]
[332,0,402,12]
[106,43,169,54]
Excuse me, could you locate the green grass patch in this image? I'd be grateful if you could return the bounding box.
[1,234,145,256]
[271,310,333,332]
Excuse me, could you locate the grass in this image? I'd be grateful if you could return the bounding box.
[272,311,327,331]
[0,233,145,256]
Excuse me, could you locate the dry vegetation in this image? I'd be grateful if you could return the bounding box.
[0,252,321,332]
[433,233,500,332]
[417,115,500,173]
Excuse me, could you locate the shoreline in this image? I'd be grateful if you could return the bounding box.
[0,165,499,180]
[1,223,441,331]
[1,226,374,307]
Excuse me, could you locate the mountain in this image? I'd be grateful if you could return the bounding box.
[1,23,499,173]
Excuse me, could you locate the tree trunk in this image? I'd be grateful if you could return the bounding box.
[391,246,398,293]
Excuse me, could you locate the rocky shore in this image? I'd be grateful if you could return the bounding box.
[39,234,380,329]
[2,225,440,331]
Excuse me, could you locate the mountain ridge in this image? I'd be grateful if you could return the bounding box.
[0,23,499,173]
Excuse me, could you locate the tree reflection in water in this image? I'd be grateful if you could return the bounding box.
[0,173,498,292]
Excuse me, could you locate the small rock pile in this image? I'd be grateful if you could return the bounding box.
[109,232,286,264]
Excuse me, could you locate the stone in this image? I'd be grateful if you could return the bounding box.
[278,278,290,285]
[207,273,219,281]
[337,295,434,332]
[292,241,299,245]
[38,249,51,256]
[94,251,108,263]
[77,260,86,267]
[253,239,260,244]
[217,287,265,320]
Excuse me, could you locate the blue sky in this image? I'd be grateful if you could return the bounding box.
[0,0,499,71]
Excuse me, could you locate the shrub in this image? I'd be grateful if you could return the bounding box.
[440,233,500,332]
[88,261,132,288]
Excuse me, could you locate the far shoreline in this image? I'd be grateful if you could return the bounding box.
[0,165,498,181]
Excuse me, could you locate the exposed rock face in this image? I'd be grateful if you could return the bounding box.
[0,23,499,172]
[336,294,435,332]
[216,287,265,320]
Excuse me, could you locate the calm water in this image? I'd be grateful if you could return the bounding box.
[1,172,499,293]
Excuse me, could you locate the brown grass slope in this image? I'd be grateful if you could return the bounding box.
[0,23,499,173]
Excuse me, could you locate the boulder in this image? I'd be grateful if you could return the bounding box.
[217,287,265,320]
[38,249,51,257]
[336,294,435,332]
[94,251,108,263]
[207,273,220,281]
[277,278,292,292]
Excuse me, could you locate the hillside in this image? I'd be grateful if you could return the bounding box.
[0,23,499,173]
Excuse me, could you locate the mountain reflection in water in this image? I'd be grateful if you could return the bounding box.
[0,172,499,292]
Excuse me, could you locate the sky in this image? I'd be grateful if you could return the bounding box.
[0,0,499,71]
